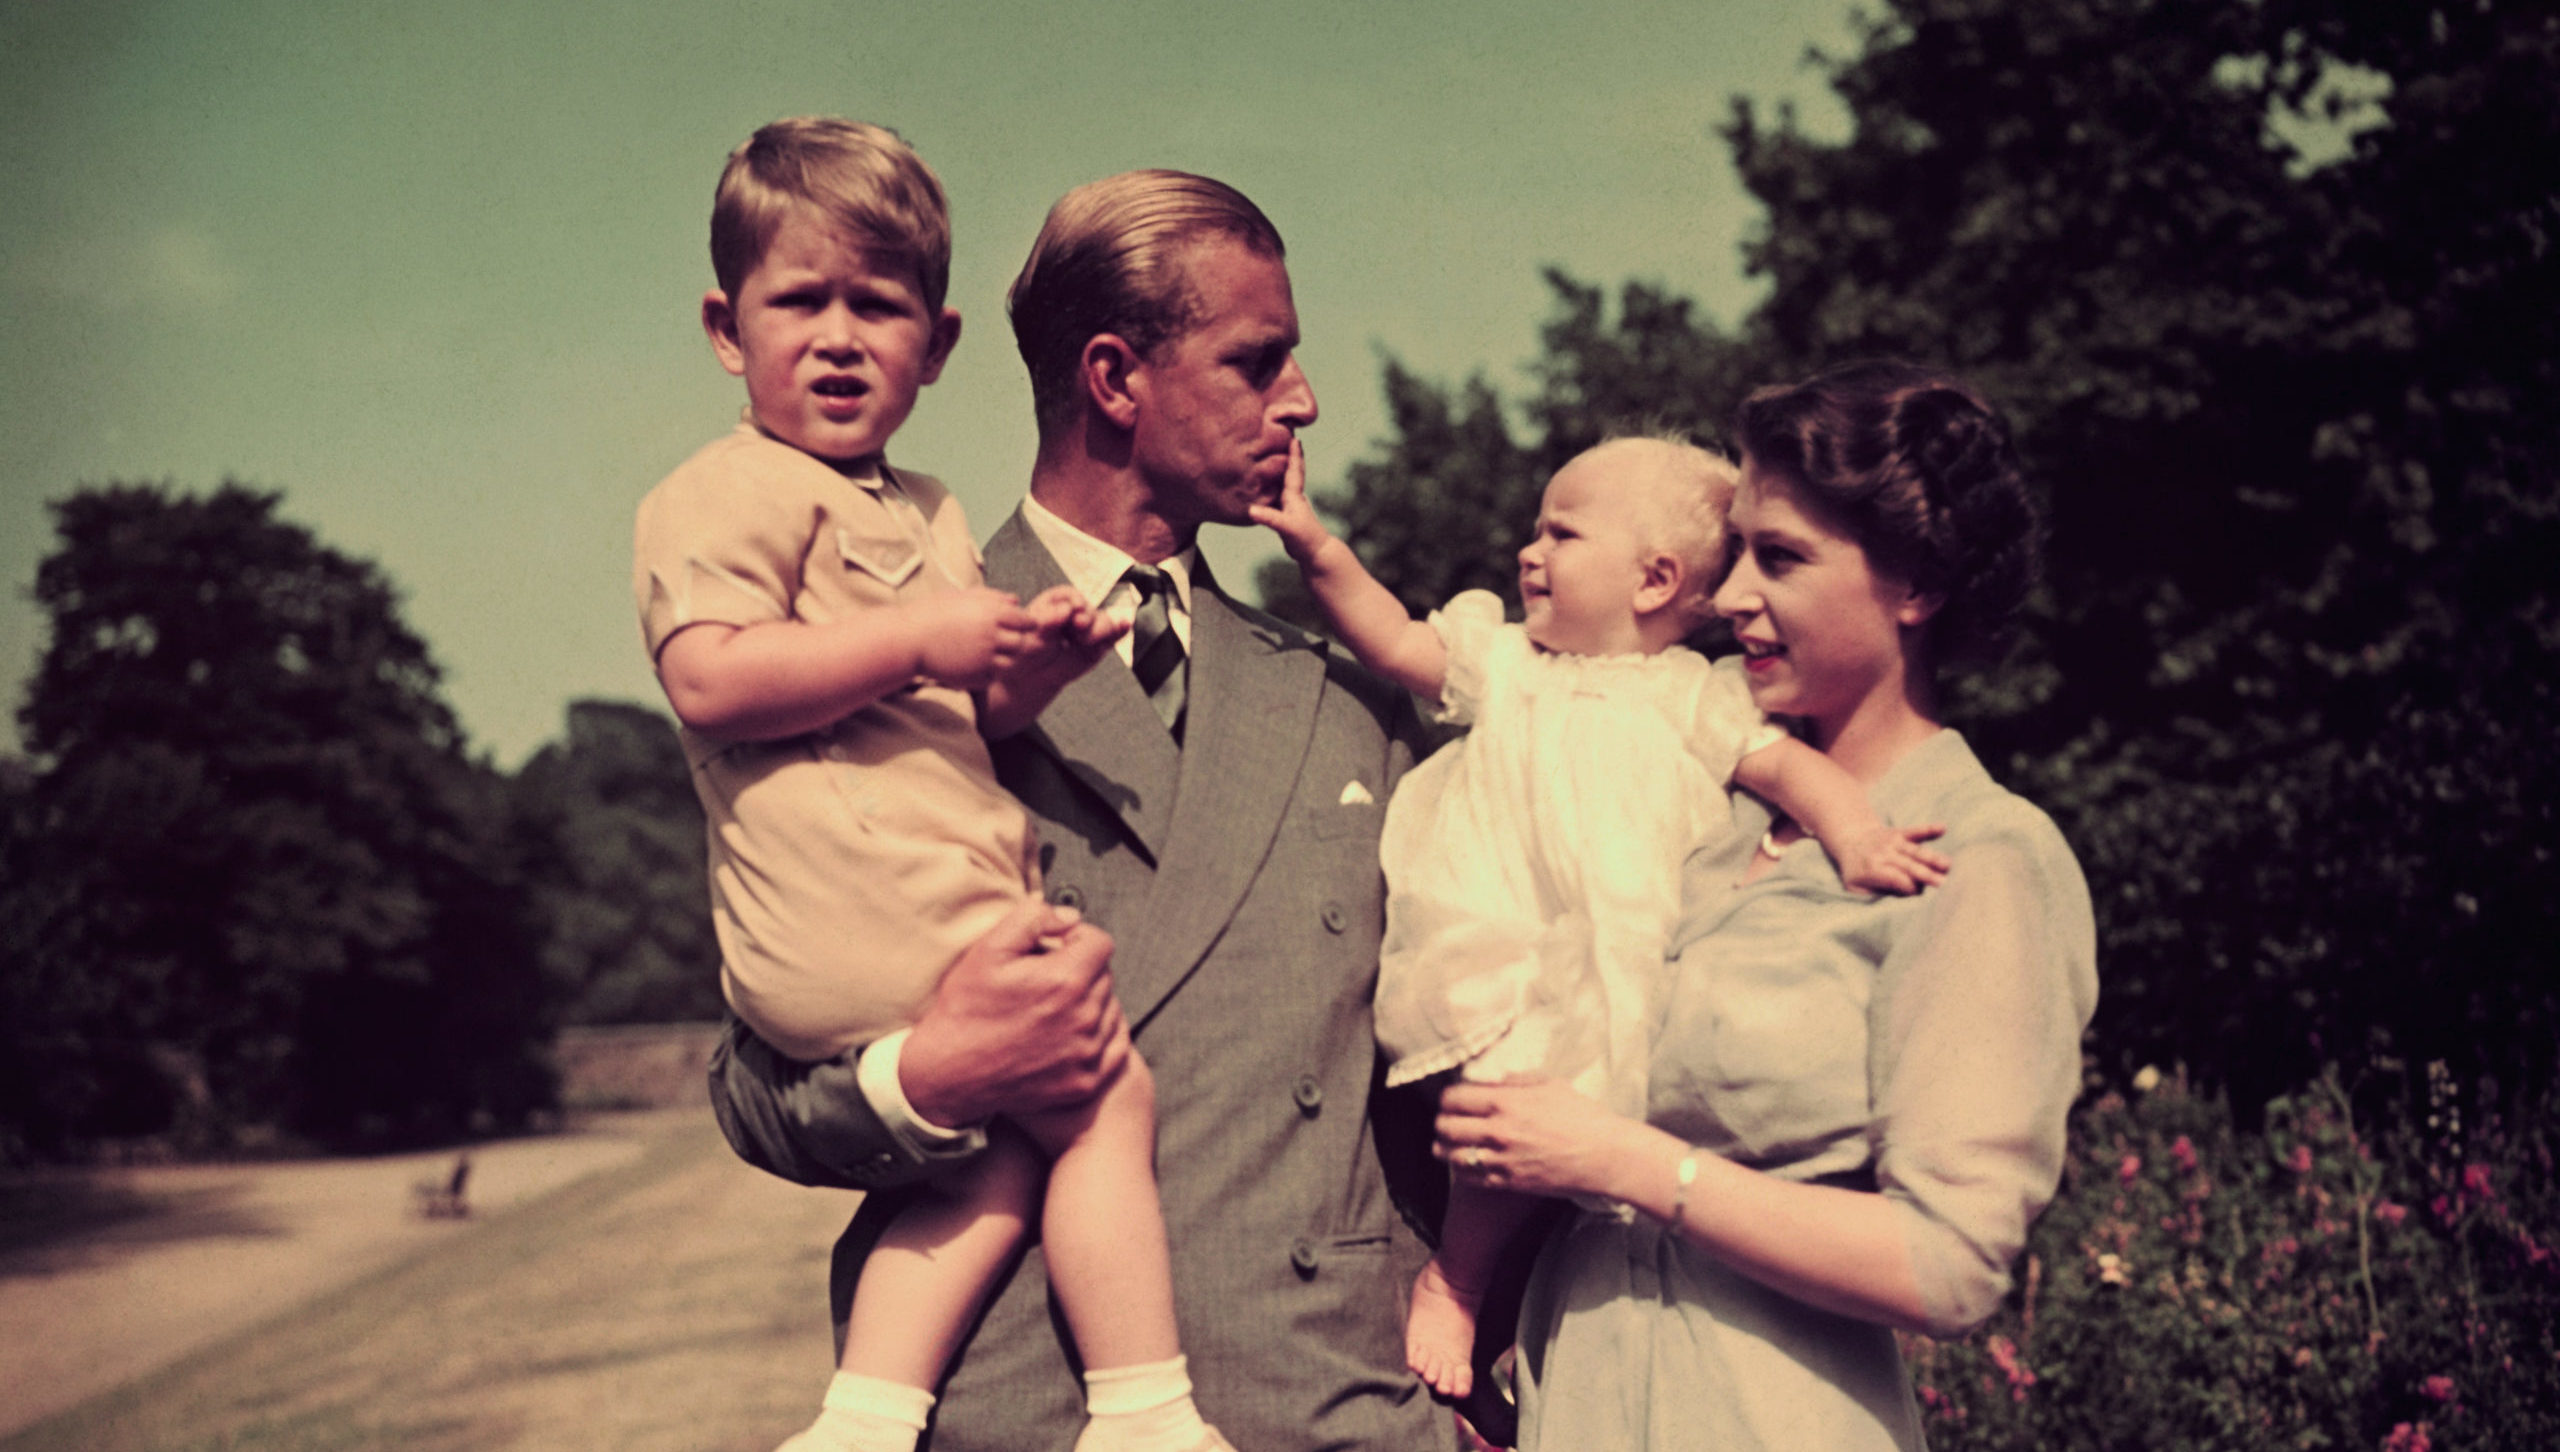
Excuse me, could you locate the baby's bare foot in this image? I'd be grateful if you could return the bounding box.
[1406,1258,1485,1400]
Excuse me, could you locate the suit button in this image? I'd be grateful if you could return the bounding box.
[1320,903,1347,934]
[1290,1238,1319,1277]
[1293,1076,1324,1114]
[1051,884,1084,911]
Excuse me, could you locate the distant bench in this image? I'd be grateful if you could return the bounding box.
[412,1154,470,1219]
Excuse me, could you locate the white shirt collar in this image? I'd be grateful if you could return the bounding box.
[1018,492,1198,623]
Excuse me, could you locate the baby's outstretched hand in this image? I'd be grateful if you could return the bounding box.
[1246,439,1329,561]
[1835,823,1951,896]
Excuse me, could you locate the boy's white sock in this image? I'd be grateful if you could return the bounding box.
[774,1372,934,1452]
[1075,1355,1221,1452]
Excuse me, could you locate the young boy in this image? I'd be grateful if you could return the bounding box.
[634,118,1227,1452]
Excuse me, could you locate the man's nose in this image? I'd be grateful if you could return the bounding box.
[1273,357,1317,428]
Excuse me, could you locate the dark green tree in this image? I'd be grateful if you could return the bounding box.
[512,699,722,1025]
[0,483,555,1156]
[1283,0,2560,1105]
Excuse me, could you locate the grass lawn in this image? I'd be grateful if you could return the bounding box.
[2,1113,862,1452]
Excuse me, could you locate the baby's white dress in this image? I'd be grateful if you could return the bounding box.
[1372,590,1782,1117]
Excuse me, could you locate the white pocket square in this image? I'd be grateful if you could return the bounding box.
[1339,780,1375,806]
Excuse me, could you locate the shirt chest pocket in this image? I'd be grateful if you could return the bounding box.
[834,523,924,592]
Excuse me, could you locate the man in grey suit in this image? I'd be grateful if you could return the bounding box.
[708,169,1454,1451]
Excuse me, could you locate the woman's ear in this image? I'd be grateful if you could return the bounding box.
[1080,334,1143,431]
[1894,584,1946,629]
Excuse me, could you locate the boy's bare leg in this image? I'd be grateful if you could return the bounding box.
[841,1127,1044,1383]
[779,1132,1042,1452]
[1018,1052,1227,1451]
[1408,1175,1543,1399]
[1013,1050,1181,1365]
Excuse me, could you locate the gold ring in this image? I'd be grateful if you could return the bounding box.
[1460,1147,1484,1170]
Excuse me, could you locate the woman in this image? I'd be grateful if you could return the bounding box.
[1436,361,2098,1449]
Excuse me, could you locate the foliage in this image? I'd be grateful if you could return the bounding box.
[512,699,721,1025]
[1904,1066,2560,1450]
[1278,0,2560,1105]
[0,483,556,1157]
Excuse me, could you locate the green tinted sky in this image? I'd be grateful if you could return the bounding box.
[0,0,1854,763]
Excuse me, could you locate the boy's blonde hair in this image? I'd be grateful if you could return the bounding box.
[710,117,951,312]
[1007,169,1285,436]
[1595,432,1740,632]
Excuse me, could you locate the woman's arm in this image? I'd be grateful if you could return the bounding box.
[1436,1080,1935,1330]
[1438,812,2096,1338]
[1249,441,1449,697]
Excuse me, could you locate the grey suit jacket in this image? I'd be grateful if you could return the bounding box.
[708,507,1452,1451]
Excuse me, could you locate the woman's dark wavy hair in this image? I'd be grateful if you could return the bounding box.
[1734,359,2043,666]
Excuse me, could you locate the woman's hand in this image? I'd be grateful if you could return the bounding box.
[1434,1077,1677,1205]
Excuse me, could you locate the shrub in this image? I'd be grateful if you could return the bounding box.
[1905,1066,2560,1450]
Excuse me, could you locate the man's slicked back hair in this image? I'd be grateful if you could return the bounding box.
[710,117,951,312]
[1007,170,1285,436]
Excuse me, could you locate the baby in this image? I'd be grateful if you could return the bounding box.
[1254,434,1947,1405]
[634,118,1225,1452]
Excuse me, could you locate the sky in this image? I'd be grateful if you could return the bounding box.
[0,0,1858,765]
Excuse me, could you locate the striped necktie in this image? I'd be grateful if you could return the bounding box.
[1124,563,1187,742]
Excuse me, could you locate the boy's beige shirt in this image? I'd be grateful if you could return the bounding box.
[634,416,1036,1061]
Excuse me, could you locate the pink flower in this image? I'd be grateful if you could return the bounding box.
[2171,1135,2198,1173]
[2119,1153,2143,1183]
[2462,1163,2494,1199]
[1985,1334,2038,1403]
[2381,1420,2433,1452]
[2421,1375,2457,1403]
[2286,1143,2314,1174]
[2375,1201,2408,1227]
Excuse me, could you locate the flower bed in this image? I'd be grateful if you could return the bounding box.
[1904,1066,2560,1450]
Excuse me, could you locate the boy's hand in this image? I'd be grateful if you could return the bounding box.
[977,585,1129,739]
[1834,823,1951,896]
[916,587,1039,691]
[1247,439,1331,563]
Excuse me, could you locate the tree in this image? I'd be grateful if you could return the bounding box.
[0,483,556,1155]
[512,699,722,1025]
[1288,0,2560,1106]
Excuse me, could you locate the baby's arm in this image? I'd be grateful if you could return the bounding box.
[655,587,1040,742]
[1735,735,1951,895]
[979,585,1129,739]
[1248,440,1449,699]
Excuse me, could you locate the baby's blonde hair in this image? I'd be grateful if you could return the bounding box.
[1586,432,1739,632]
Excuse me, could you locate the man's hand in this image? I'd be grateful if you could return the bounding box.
[1247,439,1333,565]
[1833,823,1951,896]
[898,894,1130,1129]
[916,587,1041,691]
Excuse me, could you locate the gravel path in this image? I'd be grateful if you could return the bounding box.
[0,1110,860,1449]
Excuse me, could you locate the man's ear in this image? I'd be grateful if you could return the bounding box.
[1080,333,1144,431]
[701,290,746,377]
[1632,551,1685,618]
[918,307,963,386]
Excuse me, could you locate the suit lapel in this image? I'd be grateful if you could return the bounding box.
[1111,565,1327,1026]
[983,510,1181,863]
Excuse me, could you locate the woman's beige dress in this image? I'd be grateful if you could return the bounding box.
[1514,729,2097,1450]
